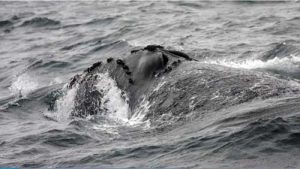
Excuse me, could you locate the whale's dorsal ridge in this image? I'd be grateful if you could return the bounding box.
[163,50,194,61]
[144,44,164,52]
[130,44,194,61]
[130,44,164,54]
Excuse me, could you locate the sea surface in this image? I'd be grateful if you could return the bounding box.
[1,1,300,169]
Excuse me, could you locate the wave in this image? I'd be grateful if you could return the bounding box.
[233,1,291,5]
[85,17,119,25]
[28,60,71,70]
[257,15,285,22]
[20,17,60,27]
[0,15,22,29]
[170,115,300,161]
[261,21,300,35]
[169,1,203,9]
[0,20,13,27]
[204,55,300,74]
[261,41,300,61]
[12,128,93,148]
[204,42,300,79]
[61,37,103,51]
[215,116,300,160]
[60,16,119,29]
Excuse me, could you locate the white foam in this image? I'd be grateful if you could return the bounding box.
[9,73,39,98]
[45,72,151,129]
[94,73,151,127]
[204,55,300,73]
[92,123,121,135]
[95,73,131,124]
[129,96,151,127]
[44,84,77,122]
[49,77,63,85]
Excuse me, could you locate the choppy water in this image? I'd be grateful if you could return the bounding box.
[1,1,300,169]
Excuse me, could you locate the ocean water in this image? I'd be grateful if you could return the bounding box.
[1,1,300,169]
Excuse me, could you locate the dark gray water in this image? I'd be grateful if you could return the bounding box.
[1,1,300,169]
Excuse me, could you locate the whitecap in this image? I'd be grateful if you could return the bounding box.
[204,55,300,74]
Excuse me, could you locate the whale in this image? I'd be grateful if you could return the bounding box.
[66,44,299,127]
[68,45,192,118]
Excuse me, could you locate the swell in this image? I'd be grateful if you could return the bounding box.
[169,1,204,9]
[0,20,13,27]
[60,37,103,51]
[39,100,300,168]
[11,129,93,148]
[141,97,300,166]
[233,1,290,5]
[0,127,96,168]
[261,41,300,61]
[27,60,71,70]
[0,16,60,33]
[207,116,300,162]
[60,16,120,29]
[20,17,60,27]
[204,40,300,80]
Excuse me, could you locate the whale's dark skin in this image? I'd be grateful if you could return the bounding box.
[69,45,192,118]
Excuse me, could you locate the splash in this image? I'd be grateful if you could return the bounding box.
[44,72,151,129]
[44,84,78,122]
[49,77,63,85]
[129,96,151,127]
[94,73,151,127]
[9,73,39,98]
[95,72,131,124]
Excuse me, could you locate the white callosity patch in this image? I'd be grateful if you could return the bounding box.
[9,73,39,98]
[204,55,300,73]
